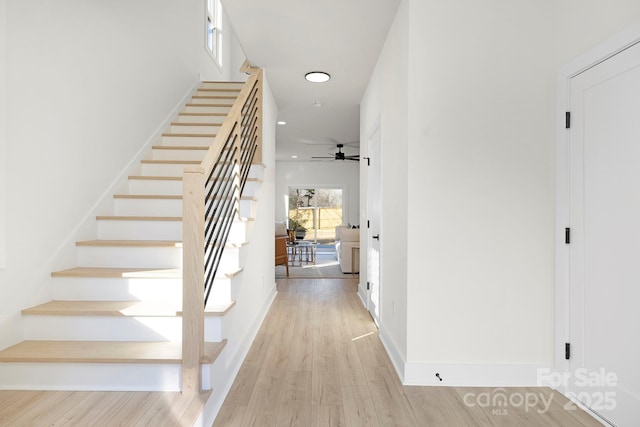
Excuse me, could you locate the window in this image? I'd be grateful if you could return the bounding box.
[206,0,223,66]
[288,187,344,244]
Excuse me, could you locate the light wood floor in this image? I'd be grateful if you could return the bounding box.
[0,278,603,426]
[214,278,602,427]
[0,389,209,426]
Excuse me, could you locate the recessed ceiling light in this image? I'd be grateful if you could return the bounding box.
[291,155,298,159]
[277,121,286,125]
[305,71,331,83]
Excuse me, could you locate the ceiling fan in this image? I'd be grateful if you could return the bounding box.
[311,144,360,161]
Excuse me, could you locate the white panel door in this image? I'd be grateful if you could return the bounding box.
[367,123,381,326]
[568,41,640,426]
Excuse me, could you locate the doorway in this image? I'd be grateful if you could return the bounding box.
[561,38,640,426]
[366,121,381,326]
[288,187,343,251]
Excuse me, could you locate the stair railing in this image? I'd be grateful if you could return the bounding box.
[182,64,263,394]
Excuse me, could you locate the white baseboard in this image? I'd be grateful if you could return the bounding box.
[403,361,549,387]
[357,286,367,308]
[378,325,406,382]
[378,326,548,387]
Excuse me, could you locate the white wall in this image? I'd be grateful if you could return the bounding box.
[0,0,245,350]
[406,0,556,373]
[362,0,640,385]
[0,0,6,270]
[274,161,360,227]
[552,0,640,66]
[359,0,409,376]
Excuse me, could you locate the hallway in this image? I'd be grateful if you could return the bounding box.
[213,278,600,426]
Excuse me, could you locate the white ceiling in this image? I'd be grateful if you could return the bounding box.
[222,0,400,162]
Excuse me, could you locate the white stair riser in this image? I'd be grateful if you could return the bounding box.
[184,105,231,114]
[24,316,183,342]
[205,277,231,303]
[161,135,215,147]
[76,246,182,269]
[151,148,207,161]
[241,180,260,198]
[206,247,240,272]
[0,363,182,391]
[248,164,265,180]
[52,277,183,302]
[196,89,239,97]
[239,198,256,218]
[190,98,235,106]
[200,82,244,90]
[176,114,226,125]
[205,317,223,342]
[97,219,182,241]
[129,179,183,195]
[140,163,190,176]
[228,220,251,243]
[114,197,183,216]
[170,124,221,134]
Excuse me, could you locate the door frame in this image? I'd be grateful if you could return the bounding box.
[555,21,640,381]
[366,117,382,325]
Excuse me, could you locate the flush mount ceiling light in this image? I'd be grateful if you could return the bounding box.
[305,71,331,83]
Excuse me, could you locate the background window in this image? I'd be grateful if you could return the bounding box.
[206,0,223,66]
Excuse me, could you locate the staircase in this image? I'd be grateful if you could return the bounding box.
[0,79,264,392]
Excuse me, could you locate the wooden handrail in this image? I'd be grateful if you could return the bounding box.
[182,67,263,394]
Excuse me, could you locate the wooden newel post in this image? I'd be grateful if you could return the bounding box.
[182,167,206,395]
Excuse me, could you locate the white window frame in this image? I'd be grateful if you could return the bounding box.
[206,0,223,68]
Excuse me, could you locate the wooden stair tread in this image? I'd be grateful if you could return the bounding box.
[0,340,226,364]
[128,175,182,181]
[192,96,237,100]
[152,145,209,150]
[75,239,247,249]
[141,159,201,164]
[76,240,182,247]
[224,267,243,278]
[96,215,181,221]
[178,112,227,117]
[170,122,221,127]
[23,301,183,317]
[22,300,236,317]
[112,194,256,201]
[51,267,181,278]
[161,133,217,137]
[185,103,233,107]
[113,194,182,199]
[197,88,241,92]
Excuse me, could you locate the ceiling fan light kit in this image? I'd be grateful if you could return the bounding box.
[311,144,360,162]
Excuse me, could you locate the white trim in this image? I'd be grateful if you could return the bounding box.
[379,325,405,382]
[403,362,549,387]
[357,284,367,309]
[555,20,640,374]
